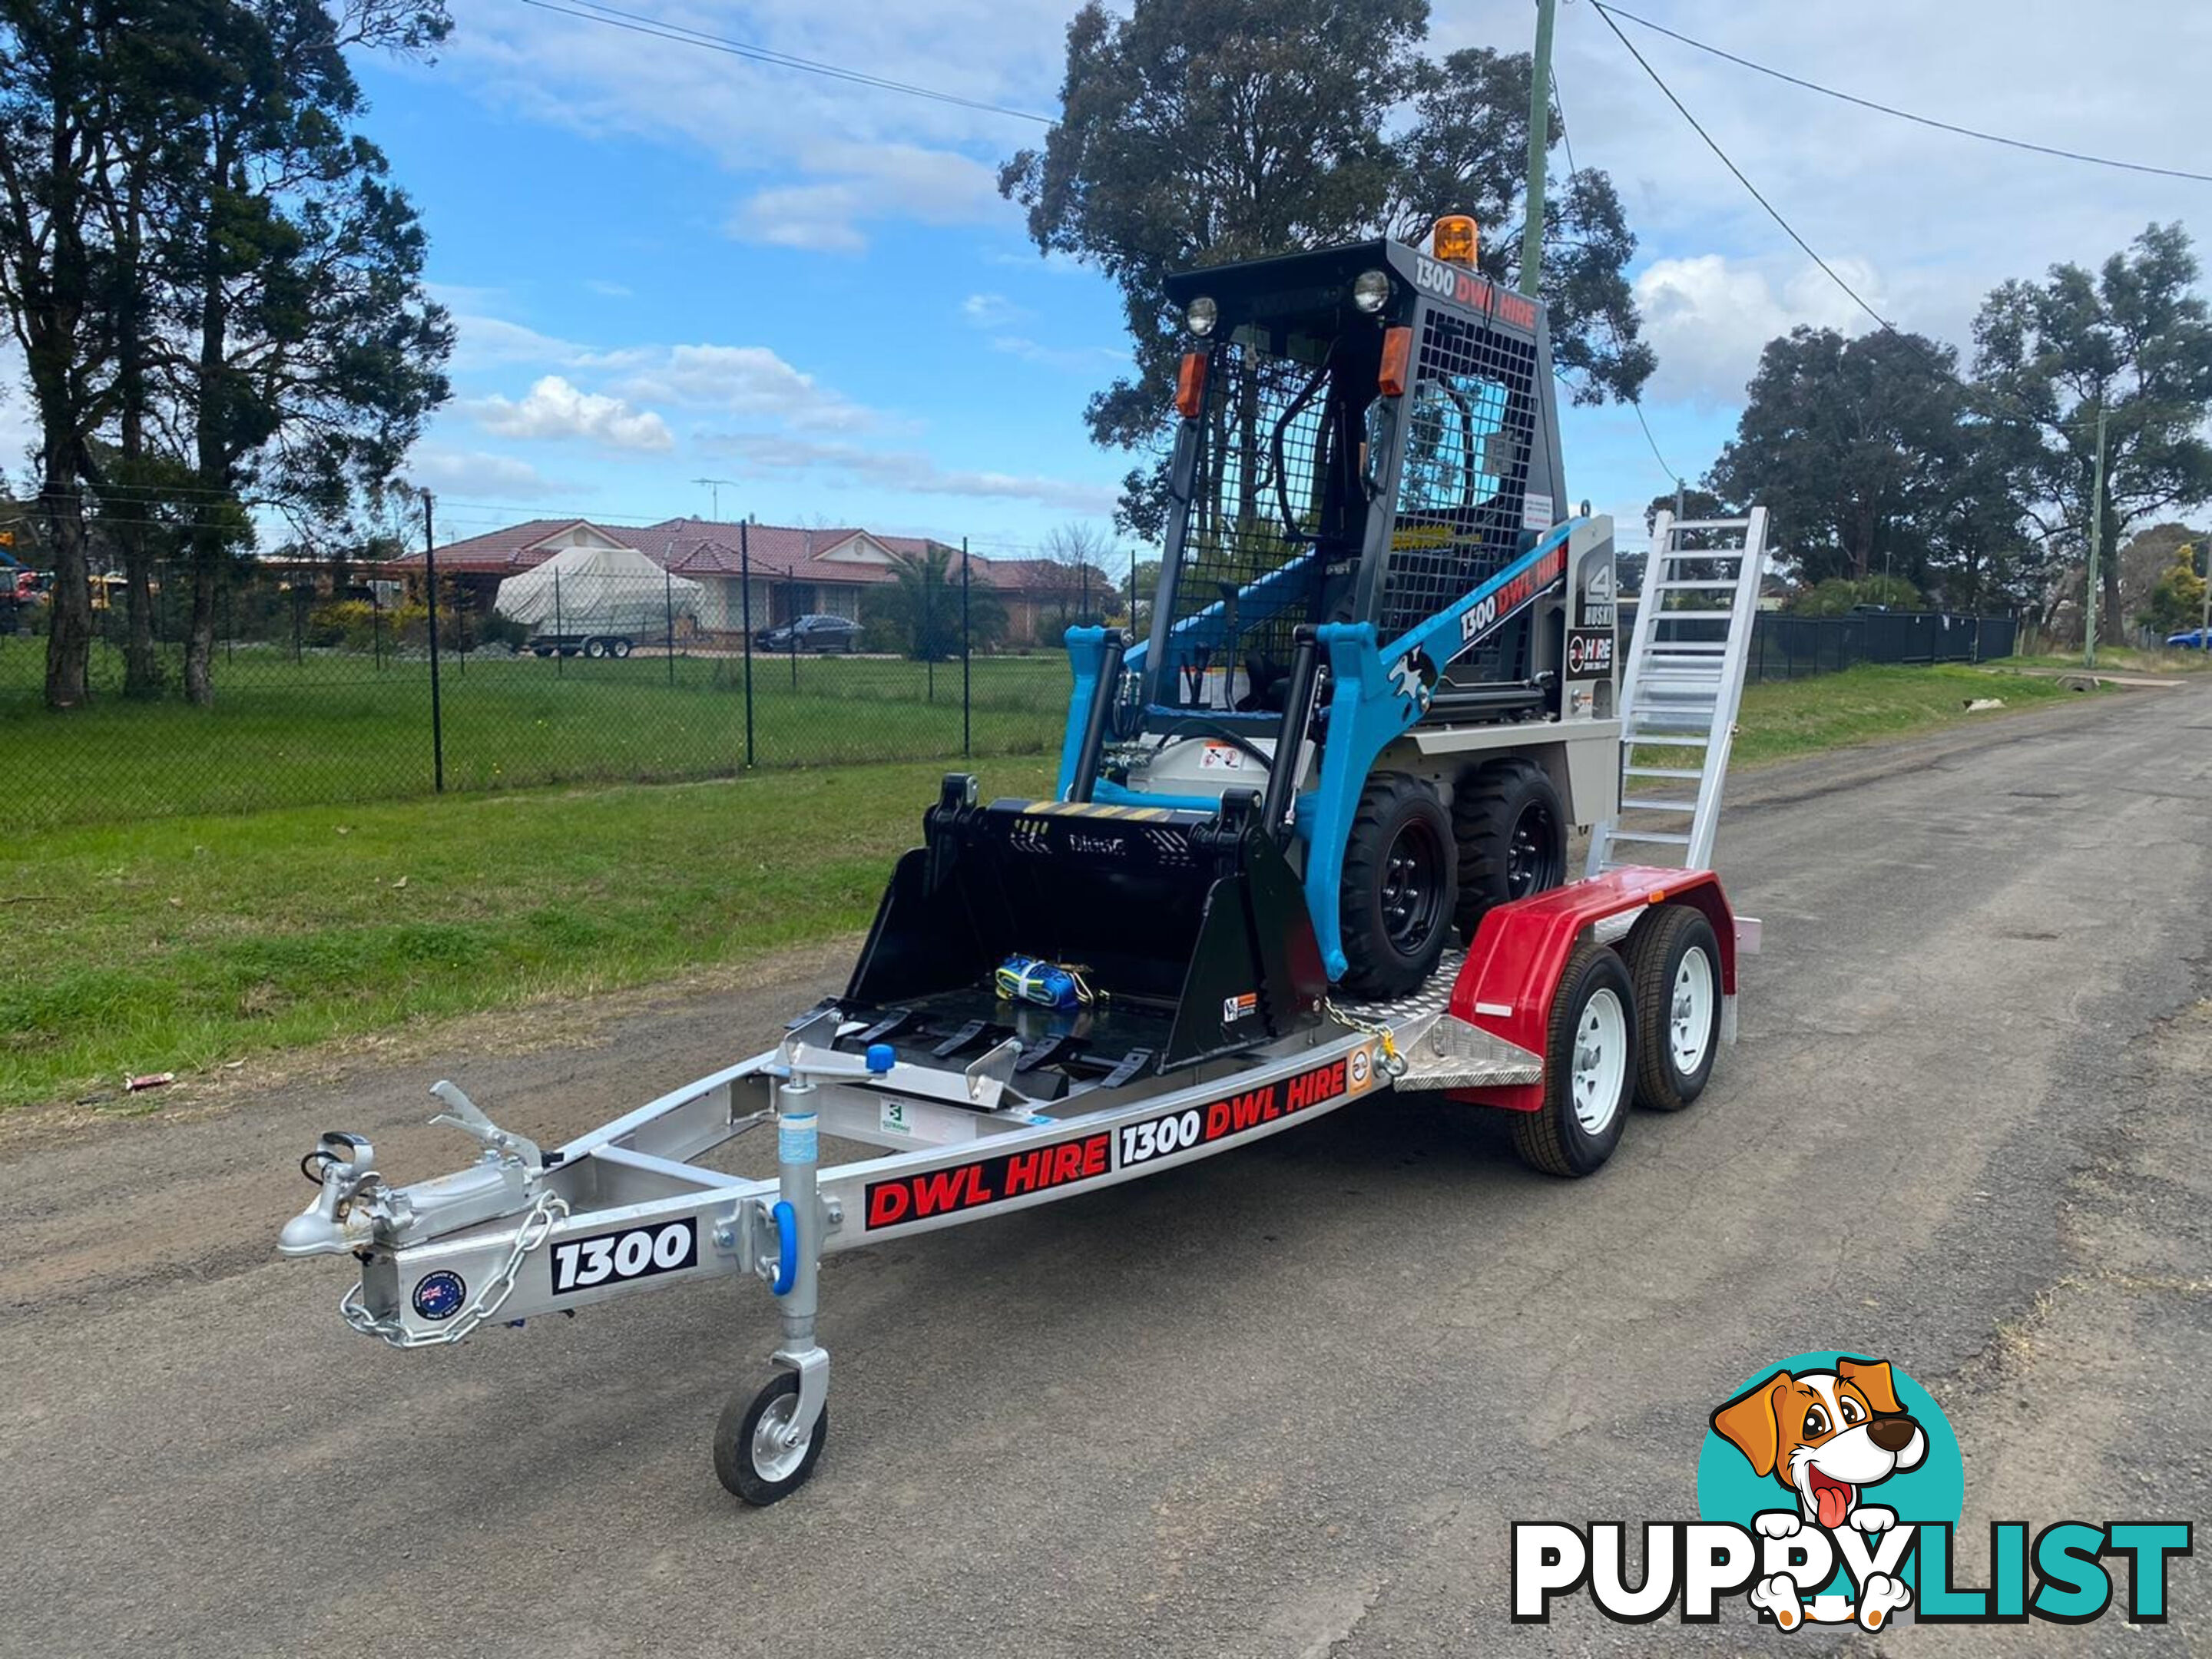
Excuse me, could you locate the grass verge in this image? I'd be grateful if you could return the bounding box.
[0,663,2107,1114]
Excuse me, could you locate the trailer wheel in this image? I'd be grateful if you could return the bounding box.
[611,637,633,659]
[1512,941,1634,1177]
[584,637,609,659]
[1453,759,1567,943]
[532,645,553,658]
[1338,772,1457,998]
[1624,906,1721,1111]
[715,1371,827,1506]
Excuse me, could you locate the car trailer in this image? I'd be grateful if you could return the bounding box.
[280,854,1757,1503]
[275,503,1769,1506]
[280,216,1779,1505]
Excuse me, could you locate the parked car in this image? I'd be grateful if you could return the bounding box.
[2164,626,2210,651]
[754,613,859,653]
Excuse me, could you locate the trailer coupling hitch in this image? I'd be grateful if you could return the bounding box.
[276,1081,546,1259]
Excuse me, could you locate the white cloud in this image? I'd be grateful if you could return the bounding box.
[989,336,1125,374]
[584,279,634,299]
[707,430,1118,514]
[448,314,584,372]
[1632,254,1882,407]
[962,292,1027,328]
[470,375,674,452]
[588,343,875,433]
[403,448,574,502]
[730,144,1005,253]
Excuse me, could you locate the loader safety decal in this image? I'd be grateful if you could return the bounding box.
[863,1056,1363,1230]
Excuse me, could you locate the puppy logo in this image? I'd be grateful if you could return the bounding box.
[1704,1354,1949,1631]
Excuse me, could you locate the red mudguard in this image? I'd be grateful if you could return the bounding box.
[1445,866,1737,1111]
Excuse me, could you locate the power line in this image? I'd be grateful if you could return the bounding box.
[1590,2,1896,336]
[1591,2,2212,186]
[1548,60,1679,488]
[512,0,1054,126]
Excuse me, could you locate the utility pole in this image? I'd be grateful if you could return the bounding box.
[692,476,740,521]
[2083,405,2108,670]
[1518,0,1561,300]
[2198,538,2210,650]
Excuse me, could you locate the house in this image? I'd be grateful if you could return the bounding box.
[387,516,1117,647]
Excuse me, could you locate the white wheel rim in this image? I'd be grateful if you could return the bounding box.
[751,1394,810,1482]
[1670,948,1715,1077]
[1570,988,1628,1135]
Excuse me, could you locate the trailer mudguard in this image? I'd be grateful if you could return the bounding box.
[846,780,1326,1073]
[1442,866,1737,1111]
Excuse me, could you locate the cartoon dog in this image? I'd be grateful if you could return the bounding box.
[1711,1357,1929,1631]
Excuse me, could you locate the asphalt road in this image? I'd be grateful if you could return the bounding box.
[5,683,2207,1657]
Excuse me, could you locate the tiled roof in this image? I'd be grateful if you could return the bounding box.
[389,515,1101,596]
[386,518,602,573]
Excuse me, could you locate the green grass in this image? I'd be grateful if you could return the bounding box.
[1724,662,2094,765]
[0,637,1068,832]
[0,758,1056,1113]
[0,660,2098,1115]
[1994,645,2212,675]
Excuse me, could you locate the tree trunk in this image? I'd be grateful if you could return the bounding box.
[183,145,232,709]
[183,515,220,705]
[116,168,162,698]
[40,449,93,710]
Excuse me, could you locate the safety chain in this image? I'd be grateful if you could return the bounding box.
[1320,998,1409,1078]
[339,1188,571,1349]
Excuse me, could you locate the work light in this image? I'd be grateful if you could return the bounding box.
[1185,296,1218,337]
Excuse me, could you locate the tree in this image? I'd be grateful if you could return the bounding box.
[1000,0,1651,538]
[1707,327,1968,593]
[876,545,1006,661]
[1972,224,2212,646]
[1040,520,1115,626]
[161,0,452,705]
[0,0,450,710]
[0,2,122,708]
[2138,539,2207,636]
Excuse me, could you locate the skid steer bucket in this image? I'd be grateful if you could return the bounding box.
[846,777,1326,1074]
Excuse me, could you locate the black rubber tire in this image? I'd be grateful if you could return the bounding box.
[1512,941,1636,1177]
[1337,772,1457,999]
[611,637,633,659]
[584,637,608,659]
[532,646,552,658]
[714,1371,827,1506]
[1624,905,1722,1112]
[1453,758,1568,943]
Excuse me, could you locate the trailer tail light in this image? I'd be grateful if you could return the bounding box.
[1379,327,1412,397]
[1174,352,1207,419]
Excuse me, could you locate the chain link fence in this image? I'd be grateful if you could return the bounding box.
[1616,602,2019,681]
[2,558,1070,832]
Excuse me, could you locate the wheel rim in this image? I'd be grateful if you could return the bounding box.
[1669,947,1715,1076]
[1505,798,1562,899]
[1570,988,1628,1135]
[1378,819,1445,953]
[751,1394,810,1483]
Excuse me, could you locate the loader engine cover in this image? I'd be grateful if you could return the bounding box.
[846,781,1326,1071]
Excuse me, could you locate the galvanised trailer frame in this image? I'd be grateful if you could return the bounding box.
[280,863,1756,1505]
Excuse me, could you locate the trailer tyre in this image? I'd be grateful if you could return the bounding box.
[716,1370,826,1506]
[1624,906,1721,1111]
[1512,941,1634,1177]
[611,637,633,659]
[1453,759,1567,943]
[1338,772,1458,999]
[584,637,609,659]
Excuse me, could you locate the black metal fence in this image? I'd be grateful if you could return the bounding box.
[2,558,1071,833]
[1618,603,2018,682]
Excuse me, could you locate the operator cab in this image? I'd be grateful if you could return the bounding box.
[1134,219,1568,749]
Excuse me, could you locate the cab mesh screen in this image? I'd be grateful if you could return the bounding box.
[1376,309,1540,644]
[1163,336,1333,708]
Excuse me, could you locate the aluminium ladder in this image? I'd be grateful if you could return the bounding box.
[1587,507,1770,877]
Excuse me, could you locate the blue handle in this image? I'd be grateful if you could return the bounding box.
[769,1200,798,1296]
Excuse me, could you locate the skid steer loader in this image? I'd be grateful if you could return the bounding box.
[846,219,1621,1078]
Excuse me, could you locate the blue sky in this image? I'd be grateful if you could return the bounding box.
[361,0,2210,558]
